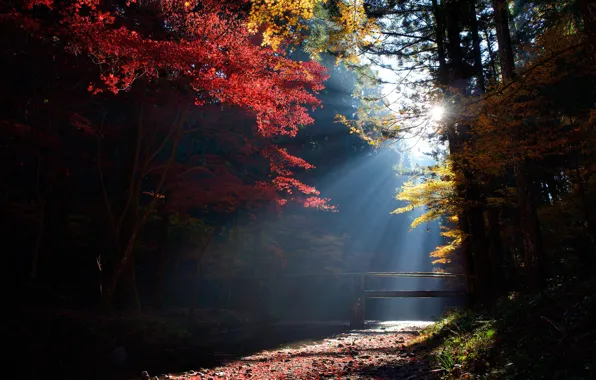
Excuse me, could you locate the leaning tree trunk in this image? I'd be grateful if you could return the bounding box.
[102,227,141,312]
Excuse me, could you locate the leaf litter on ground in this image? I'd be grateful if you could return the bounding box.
[164,322,438,380]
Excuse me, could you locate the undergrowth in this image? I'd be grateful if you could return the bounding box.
[417,277,596,379]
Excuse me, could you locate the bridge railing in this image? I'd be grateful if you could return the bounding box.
[344,272,473,328]
[201,271,473,327]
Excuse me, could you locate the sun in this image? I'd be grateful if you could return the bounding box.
[429,105,445,121]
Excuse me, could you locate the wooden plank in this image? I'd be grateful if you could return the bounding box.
[364,290,468,298]
[364,272,469,278]
[202,272,471,280]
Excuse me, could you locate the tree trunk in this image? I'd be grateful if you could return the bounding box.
[487,207,505,294]
[445,0,464,81]
[115,255,142,311]
[154,209,170,310]
[574,164,596,273]
[580,0,596,48]
[493,0,546,288]
[101,108,185,312]
[469,0,485,92]
[188,230,214,329]
[492,0,516,81]
[483,28,499,83]
[102,229,140,312]
[30,153,45,282]
[515,162,545,288]
[432,0,447,83]
[442,1,492,302]
[465,176,493,300]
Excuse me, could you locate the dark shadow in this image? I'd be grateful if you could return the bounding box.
[108,320,353,380]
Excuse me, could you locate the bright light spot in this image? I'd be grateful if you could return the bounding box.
[429,105,445,121]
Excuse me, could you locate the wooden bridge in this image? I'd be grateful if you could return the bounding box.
[205,271,472,328]
[341,272,472,328]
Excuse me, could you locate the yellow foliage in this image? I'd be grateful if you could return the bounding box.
[392,162,457,221]
[393,162,464,266]
[429,227,465,265]
[247,0,379,62]
[247,0,323,50]
[325,0,380,64]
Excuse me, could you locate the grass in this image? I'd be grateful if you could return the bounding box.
[415,277,596,379]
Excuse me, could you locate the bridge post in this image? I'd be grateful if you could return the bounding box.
[349,275,365,329]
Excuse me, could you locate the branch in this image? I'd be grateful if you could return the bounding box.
[96,113,117,238]
[139,108,189,228]
[379,31,434,42]
[466,42,586,107]
[145,110,182,167]
[116,106,145,235]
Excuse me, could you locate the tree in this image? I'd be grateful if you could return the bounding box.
[2,0,332,311]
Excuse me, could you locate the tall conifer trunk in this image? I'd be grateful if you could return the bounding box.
[437,0,492,301]
[492,0,546,288]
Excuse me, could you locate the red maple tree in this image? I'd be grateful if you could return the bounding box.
[2,0,332,309]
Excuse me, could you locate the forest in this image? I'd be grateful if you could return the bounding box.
[2,0,595,379]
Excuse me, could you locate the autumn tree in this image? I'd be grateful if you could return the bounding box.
[1,0,333,311]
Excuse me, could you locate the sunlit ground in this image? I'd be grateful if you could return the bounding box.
[272,320,434,329]
[372,320,435,329]
[170,320,436,380]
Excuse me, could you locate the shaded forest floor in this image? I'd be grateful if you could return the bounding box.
[415,277,596,380]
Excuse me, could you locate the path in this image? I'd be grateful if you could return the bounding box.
[160,321,439,380]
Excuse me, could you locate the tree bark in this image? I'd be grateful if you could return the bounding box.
[487,207,505,294]
[464,174,493,300]
[469,0,485,92]
[493,0,546,288]
[442,1,492,301]
[30,153,44,281]
[188,230,214,329]
[492,0,515,81]
[483,28,499,83]
[154,208,170,310]
[432,0,448,83]
[515,162,546,287]
[101,108,186,312]
[580,0,596,48]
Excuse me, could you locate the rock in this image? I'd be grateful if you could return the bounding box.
[140,371,150,380]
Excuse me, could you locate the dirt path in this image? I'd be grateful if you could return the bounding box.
[160,321,439,380]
